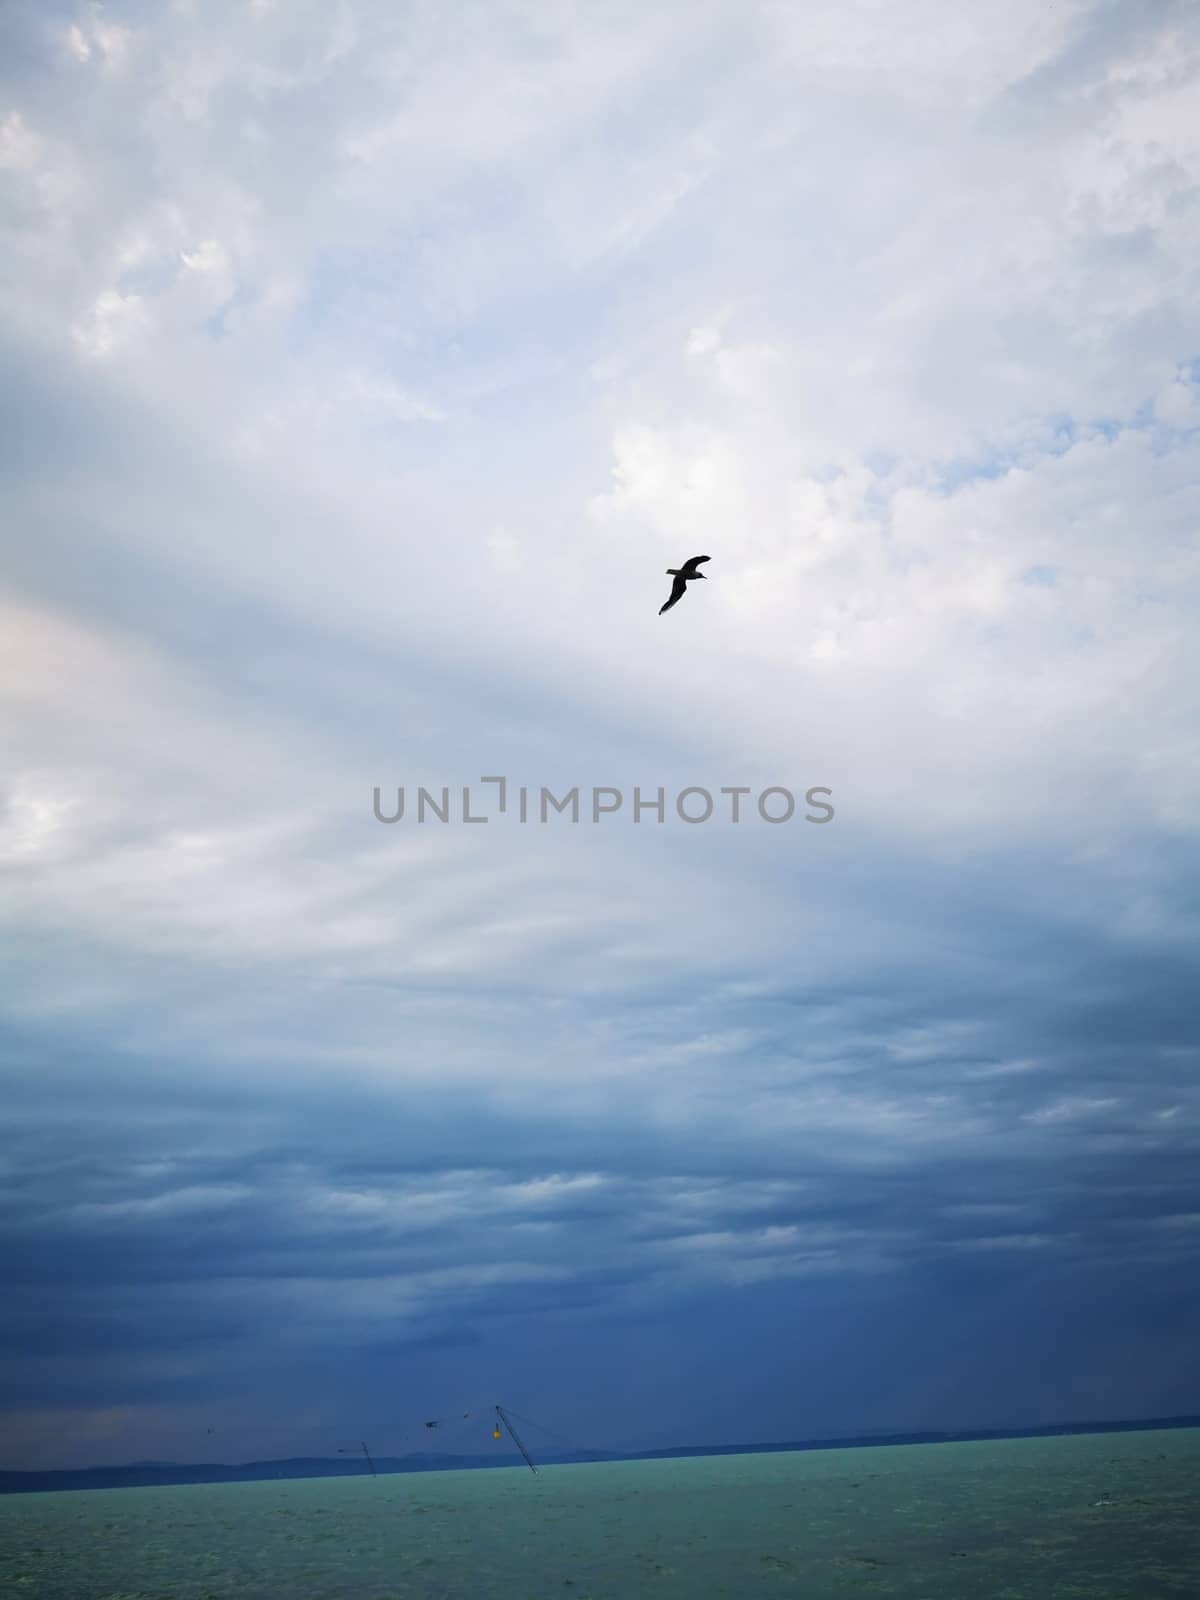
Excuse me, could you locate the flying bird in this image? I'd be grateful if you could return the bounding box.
[659,555,711,614]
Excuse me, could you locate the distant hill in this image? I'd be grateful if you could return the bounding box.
[3,1416,1198,1495]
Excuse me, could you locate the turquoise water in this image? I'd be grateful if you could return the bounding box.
[2,1427,1197,1598]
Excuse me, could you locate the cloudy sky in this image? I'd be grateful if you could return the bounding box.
[2,0,1199,1471]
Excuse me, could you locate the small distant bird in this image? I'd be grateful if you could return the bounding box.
[659,555,711,614]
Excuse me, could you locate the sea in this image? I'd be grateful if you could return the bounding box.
[1,1425,1197,1598]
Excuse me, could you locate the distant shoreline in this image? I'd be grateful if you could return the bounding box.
[3,1415,1198,1495]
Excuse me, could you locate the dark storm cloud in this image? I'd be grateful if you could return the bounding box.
[1,860,1196,1447]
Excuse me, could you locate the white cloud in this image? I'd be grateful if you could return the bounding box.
[63,9,133,70]
[65,24,92,63]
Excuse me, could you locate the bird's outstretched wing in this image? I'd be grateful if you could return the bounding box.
[659,574,688,614]
[679,555,711,576]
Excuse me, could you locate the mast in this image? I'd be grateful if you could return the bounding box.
[495,1405,538,1474]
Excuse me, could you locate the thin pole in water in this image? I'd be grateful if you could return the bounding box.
[495,1406,538,1475]
[361,1441,377,1477]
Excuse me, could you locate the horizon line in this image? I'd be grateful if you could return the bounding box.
[4,1412,1199,1485]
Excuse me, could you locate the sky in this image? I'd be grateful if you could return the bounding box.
[1,0,1199,1472]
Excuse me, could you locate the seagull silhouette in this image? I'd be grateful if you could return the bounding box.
[659,555,711,614]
